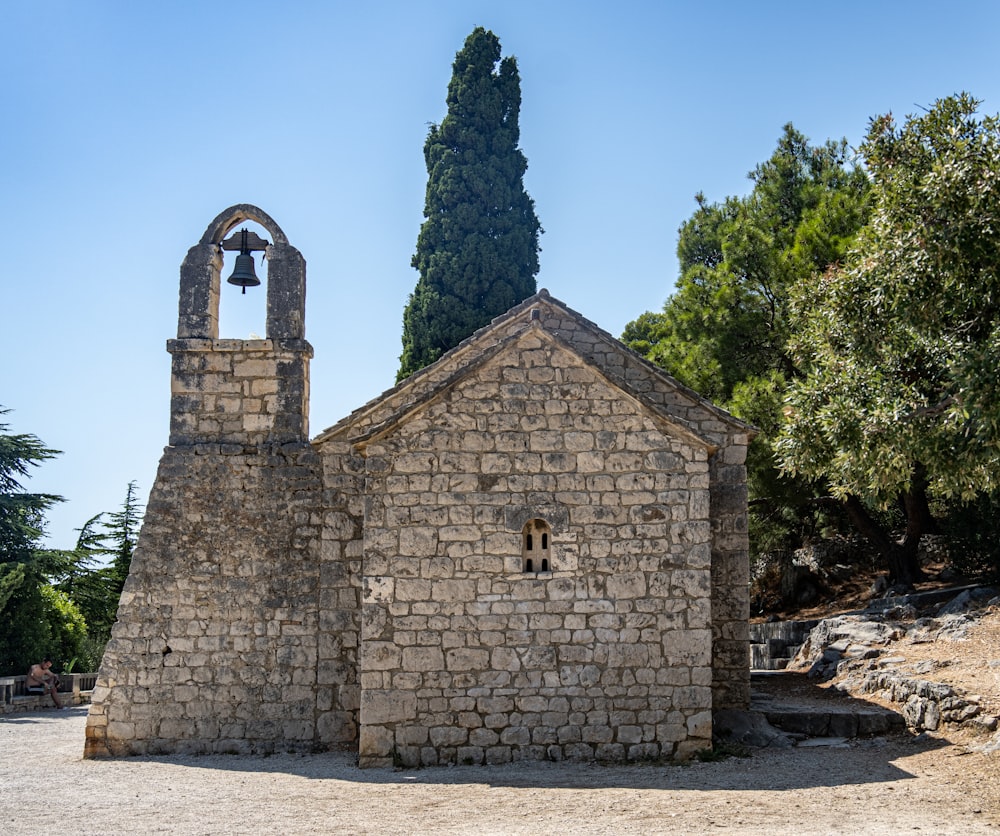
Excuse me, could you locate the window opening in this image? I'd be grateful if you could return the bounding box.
[521,518,552,574]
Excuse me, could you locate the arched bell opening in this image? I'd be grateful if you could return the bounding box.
[177,203,304,342]
[218,219,269,341]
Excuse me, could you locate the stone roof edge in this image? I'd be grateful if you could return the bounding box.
[311,288,756,446]
[311,293,547,445]
[324,322,718,454]
[540,295,757,438]
[320,322,540,448]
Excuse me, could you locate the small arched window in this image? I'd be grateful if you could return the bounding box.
[522,519,552,573]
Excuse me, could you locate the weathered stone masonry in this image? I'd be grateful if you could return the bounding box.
[84,204,752,764]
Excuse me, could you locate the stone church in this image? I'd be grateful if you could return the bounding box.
[84,205,753,766]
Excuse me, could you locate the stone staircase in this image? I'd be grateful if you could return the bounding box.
[750,619,819,670]
[751,670,905,738]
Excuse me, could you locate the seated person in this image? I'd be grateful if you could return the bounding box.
[26,659,63,709]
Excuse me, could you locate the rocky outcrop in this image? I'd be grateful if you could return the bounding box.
[786,592,1000,735]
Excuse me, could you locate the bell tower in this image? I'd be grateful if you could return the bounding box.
[84,205,335,758]
[169,203,311,446]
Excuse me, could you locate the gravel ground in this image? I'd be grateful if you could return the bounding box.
[2,707,997,834]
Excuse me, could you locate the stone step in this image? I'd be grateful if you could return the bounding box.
[749,619,822,670]
[755,705,905,738]
[750,670,906,740]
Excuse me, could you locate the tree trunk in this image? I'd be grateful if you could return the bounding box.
[842,491,927,587]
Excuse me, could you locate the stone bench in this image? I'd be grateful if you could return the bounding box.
[0,673,97,714]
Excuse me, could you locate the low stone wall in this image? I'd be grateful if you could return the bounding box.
[846,669,998,733]
[0,673,96,713]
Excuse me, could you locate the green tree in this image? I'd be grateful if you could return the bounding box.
[623,126,871,559]
[101,480,142,595]
[0,407,68,672]
[38,585,87,669]
[398,27,542,380]
[777,94,1000,584]
[56,482,143,649]
[0,408,62,563]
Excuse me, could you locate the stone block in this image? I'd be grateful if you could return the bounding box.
[361,690,416,724]
[402,646,444,672]
[446,648,489,671]
[363,642,401,670]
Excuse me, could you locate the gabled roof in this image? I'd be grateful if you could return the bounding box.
[312,289,755,450]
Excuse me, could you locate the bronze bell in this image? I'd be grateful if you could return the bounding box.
[226,229,261,294]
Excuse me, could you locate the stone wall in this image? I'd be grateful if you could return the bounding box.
[87,253,751,766]
[347,293,751,712]
[338,331,716,766]
[167,338,312,447]
[83,442,349,756]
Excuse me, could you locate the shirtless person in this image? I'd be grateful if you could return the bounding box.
[26,659,63,709]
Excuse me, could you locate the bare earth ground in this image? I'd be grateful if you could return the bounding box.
[2,702,998,835]
[862,609,1000,722]
[3,609,997,835]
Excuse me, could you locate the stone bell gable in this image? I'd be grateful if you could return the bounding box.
[314,290,754,766]
[84,204,752,765]
[84,206,353,758]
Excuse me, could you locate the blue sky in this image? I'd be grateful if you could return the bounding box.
[3,0,1000,548]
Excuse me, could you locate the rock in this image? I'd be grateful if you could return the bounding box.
[713,709,793,749]
[883,603,917,620]
[970,729,1000,754]
[939,590,975,615]
[936,566,960,583]
[939,586,1000,616]
[794,616,901,673]
[796,737,849,748]
[902,695,940,731]
[781,564,824,607]
[934,614,973,640]
[879,656,907,667]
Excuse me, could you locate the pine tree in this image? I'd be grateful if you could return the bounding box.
[0,407,65,672]
[398,27,541,380]
[102,480,142,590]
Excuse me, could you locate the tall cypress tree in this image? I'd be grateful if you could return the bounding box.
[398,27,541,381]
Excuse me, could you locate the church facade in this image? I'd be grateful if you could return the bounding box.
[84,206,753,766]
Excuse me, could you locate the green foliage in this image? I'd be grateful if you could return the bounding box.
[941,492,1000,581]
[0,562,45,672]
[103,480,141,588]
[0,408,67,673]
[0,407,62,564]
[623,126,871,561]
[56,515,119,644]
[0,408,141,671]
[778,94,1000,507]
[56,483,143,647]
[0,579,88,674]
[398,27,542,380]
[38,584,87,669]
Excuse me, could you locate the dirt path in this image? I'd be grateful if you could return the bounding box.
[2,707,997,834]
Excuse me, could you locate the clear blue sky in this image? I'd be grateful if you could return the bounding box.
[3,0,999,548]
